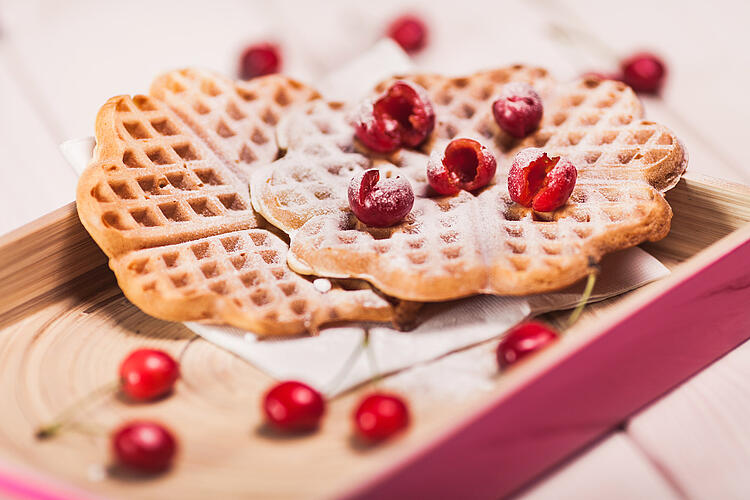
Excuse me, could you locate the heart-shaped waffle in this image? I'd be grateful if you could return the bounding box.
[250,66,687,301]
[76,69,394,336]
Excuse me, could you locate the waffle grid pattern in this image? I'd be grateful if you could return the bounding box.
[82,94,256,250]
[77,72,393,335]
[151,69,320,181]
[250,68,685,301]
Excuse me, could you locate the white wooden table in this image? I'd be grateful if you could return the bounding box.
[1,0,748,497]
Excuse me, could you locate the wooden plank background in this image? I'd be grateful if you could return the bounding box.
[0,0,748,497]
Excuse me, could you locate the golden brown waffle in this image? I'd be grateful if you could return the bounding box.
[250,67,687,301]
[76,71,393,336]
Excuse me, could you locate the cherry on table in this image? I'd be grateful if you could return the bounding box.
[239,42,281,80]
[508,148,577,213]
[348,169,414,227]
[387,14,428,54]
[355,81,435,154]
[427,138,497,195]
[112,421,177,474]
[263,380,325,432]
[492,82,544,139]
[620,52,666,94]
[353,393,410,442]
[119,349,180,402]
[496,321,559,369]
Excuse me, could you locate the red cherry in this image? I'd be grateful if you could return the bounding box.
[387,14,428,54]
[263,381,325,432]
[119,349,180,402]
[239,42,281,80]
[355,81,435,153]
[492,82,544,138]
[112,421,177,474]
[427,138,497,195]
[620,52,666,94]
[496,321,559,369]
[508,148,577,212]
[348,169,415,227]
[354,393,409,442]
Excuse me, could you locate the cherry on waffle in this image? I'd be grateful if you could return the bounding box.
[508,148,577,213]
[355,81,435,153]
[427,138,497,195]
[492,82,544,138]
[348,169,415,227]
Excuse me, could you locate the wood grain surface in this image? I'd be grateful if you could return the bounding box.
[0,175,747,499]
[2,0,750,497]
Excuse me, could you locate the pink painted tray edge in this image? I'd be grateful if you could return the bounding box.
[339,224,750,499]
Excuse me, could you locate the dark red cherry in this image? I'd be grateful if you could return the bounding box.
[492,82,544,138]
[508,148,577,212]
[353,393,409,442]
[263,380,325,432]
[348,169,414,227]
[496,321,559,369]
[427,138,497,195]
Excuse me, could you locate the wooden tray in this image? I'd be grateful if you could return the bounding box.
[1,172,749,500]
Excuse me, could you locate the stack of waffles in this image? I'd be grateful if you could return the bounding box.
[76,66,687,336]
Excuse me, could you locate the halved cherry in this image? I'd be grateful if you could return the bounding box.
[348,169,414,227]
[508,148,577,212]
[355,81,435,153]
[427,138,497,195]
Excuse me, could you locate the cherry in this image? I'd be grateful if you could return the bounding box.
[387,14,428,54]
[492,82,544,139]
[496,321,559,369]
[355,81,435,153]
[620,52,666,94]
[239,42,281,80]
[353,393,409,442]
[112,421,177,474]
[36,349,180,439]
[263,381,325,432]
[119,349,180,402]
[427,138,497,195]
[348,169,414,227]
[508,148,577,212]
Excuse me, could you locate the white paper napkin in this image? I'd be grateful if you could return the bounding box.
[62,41,670,396]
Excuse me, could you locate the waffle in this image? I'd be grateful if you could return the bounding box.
[250,66,687,301]
[76,70,393,336]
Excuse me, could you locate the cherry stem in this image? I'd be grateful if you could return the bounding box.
[35,379,120,440]
[567,269,597,328]
[363,328,381,385]
[68,421,109,437]
[323,340,364,398]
